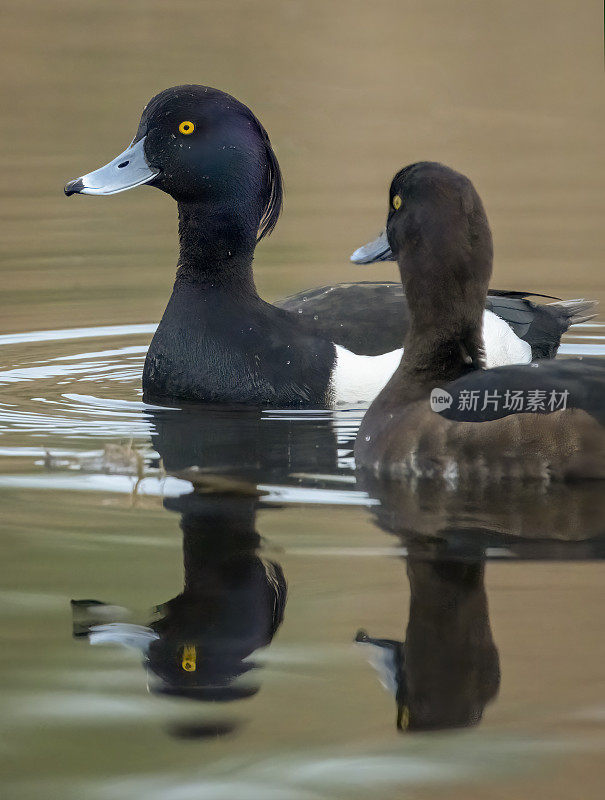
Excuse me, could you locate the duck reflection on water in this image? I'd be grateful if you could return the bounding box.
[155,492,287,702]
[362,473,605,561]
[355,473,605,734]
[356,557,499,733]
[72,487,286,705]
[72,405,341,716]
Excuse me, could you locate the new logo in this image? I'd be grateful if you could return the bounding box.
[430,388,453,412]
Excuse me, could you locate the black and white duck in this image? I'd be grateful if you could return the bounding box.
[65,87,593,406]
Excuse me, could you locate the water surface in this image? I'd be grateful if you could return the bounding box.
[1,2,605,798]
[2,319,605,800]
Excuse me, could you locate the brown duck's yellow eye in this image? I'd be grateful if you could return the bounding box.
[179,121,195,135]
[392,194,402,210]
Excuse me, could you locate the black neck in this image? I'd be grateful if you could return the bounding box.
[175,200,259,295]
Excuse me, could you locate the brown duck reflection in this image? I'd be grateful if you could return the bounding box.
[356,557,499,733]
[355,472,605,734]
[363,473,605,561]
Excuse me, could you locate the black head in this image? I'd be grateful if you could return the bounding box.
[385,162,493,306]
[65,85,282,242]
[140,86,282,238]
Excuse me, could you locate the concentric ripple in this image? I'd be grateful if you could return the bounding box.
[0,320,604,507]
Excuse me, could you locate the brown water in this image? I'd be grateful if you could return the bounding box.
[1,1,605,799]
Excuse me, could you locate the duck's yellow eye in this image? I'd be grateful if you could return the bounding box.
[392,194,402,210]
[179,121,195,135]
[181,644,196,671]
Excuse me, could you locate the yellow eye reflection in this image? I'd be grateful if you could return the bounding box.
[179,121,195,135]
[392,194,402,210]
[398,704,410,731]
[181,644,197,671]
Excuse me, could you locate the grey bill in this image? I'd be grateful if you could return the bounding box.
[350,228,394,264]
[64,136,159,196]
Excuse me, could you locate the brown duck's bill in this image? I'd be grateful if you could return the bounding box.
[350,229,394,264]
[64,136,159,196]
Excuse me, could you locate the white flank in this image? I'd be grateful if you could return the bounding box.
[330,310,532,405]
[482,309,532,368]
[330,345,403,405]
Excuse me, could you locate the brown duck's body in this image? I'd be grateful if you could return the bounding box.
[357,396,605,483]
[357,356,605,483]
[354,161,605,482]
